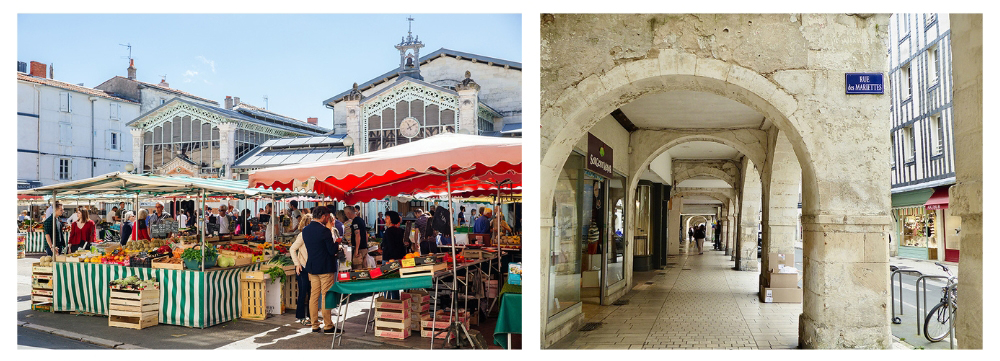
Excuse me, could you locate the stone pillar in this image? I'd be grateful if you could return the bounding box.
[950,13,982,350]
[455,71,481,134]
[667,195,683,257]
[760,130,802,286]
[129,128,144,172]
[344,83,363,154]
[217,122,238,179]
[737,159,761,271]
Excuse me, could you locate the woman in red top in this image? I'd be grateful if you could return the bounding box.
[68,208,97,253]
[132,208,151,241]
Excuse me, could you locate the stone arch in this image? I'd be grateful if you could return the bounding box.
[672,160,741,189]
[540,55,818,217]
[628,130,767,196]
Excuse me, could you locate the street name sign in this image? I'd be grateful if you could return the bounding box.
[845,73,884,94]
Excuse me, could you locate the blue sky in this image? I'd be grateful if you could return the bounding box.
[17,14,521,130]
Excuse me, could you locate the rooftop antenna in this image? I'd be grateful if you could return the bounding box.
[159,74,167,82]
[263,95,269,110]
[119,43,133,60]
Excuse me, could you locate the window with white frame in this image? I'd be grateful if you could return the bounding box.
[903,125,915,162]
[891,137,896,168]
[59,122,73,146]
[58,158,71,180]
[902,64,912,100]
[931,114,944,155]
[110,131,120,150]
[110,103,121,120]
[928,45,940,86]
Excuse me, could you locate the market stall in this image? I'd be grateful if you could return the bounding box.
[19,172,312,328]
[249,133,522,348]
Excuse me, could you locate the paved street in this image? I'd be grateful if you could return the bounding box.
[551,244,801,349]
[18,327,106,349]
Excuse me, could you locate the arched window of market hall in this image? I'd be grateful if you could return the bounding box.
[363,83,458,152]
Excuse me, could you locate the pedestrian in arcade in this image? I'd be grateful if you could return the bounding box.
[301,206,340,334]
[695,225,706,255]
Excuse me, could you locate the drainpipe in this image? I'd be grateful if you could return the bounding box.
[33,84,41,183]
[89,97,98,177]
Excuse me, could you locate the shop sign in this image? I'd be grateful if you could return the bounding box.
[587,133,613,178]
[845,73,884,94]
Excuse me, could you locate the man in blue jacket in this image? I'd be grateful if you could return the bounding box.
[302,206,341,334]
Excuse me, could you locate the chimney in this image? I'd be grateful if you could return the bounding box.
[159,76,169,88]
[29,61,46,77]
[233,97,240,107]
[307,117,318,125]
[127,59,136,80]
[225,96,233,110]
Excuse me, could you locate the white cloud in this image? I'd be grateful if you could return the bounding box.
[184,78,192,83]
[203,79,212,85]
[196,56,216,73]
[184,70,199,77]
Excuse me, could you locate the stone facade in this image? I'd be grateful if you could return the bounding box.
[541,14,894,349]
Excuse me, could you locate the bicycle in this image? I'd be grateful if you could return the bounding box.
[924,262,958,342]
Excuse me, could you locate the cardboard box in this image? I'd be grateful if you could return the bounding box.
[760,285,803,303]
[374,307,411,320]
[581,270,599,288]
[768,272,799,288]
[380,259,402,274]
[337,269,373,282]
[767,253,795,273]
[582,253,602,271]
[374,297,410,311]
[405,289,430,305]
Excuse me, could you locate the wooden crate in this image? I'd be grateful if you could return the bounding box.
[31,263,53,312]
[404,289,431,305]
[374,297,410,311]
[399,263,447,278]
[151,256,184,270]
[107,287,159,330]
[375,324,412,340]
[240,271,270,320]
[283,269,299,311]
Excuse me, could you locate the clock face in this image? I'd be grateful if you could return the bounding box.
[400,117,420,138]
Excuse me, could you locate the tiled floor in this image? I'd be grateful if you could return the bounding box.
[552,243,802,349]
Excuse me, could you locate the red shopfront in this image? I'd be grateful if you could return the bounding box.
[925,186,960,262]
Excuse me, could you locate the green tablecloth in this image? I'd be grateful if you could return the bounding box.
[493,292,522,348]
[500,283,521,297]
[324,276,433,309]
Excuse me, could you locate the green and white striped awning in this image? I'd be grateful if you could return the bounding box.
[17,172,314,199]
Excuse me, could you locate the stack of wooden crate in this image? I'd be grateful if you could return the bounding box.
[373,297,411,339]
[405,290,431,332]
[108,284,160,329]
[30,263,53,312]
[420,309,470,339]
[240,271,270,320]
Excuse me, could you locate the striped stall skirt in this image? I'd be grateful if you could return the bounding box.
[52,262,261,328]
[22,231,71,253]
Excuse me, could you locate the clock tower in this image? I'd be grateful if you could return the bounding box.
[395,16,425,81]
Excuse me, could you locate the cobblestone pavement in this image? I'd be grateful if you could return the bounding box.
[552,244,801,349]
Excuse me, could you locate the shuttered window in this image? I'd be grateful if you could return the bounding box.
[59,92,72,112]
[59,122,73,146]
[110,103,121,120]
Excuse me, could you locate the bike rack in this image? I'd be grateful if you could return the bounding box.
[889,268,923,324]
[915,275,949,336]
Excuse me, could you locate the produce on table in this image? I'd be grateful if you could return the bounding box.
[262,265,286,284]
[403,251,421,259]
[220,243,262,256]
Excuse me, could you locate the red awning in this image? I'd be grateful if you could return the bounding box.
[17,195,42,200]
[925,187,950,210]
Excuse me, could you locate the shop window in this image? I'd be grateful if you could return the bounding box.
[549,153,583,316]
[606,173,627,287]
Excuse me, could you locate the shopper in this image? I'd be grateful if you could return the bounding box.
[376,212,386,239]
[302,206,340,334]
[345,206,370,269]
[688,227,694,242]
[333,209,346,237]
[217,206,231,236]
[474,208,492,234]
[289,213,314,326]
[108,206,119,223]
[120,211,134,246]
[68,208,97,253]
[457,206,466,226]
[132,209,151,241]
[380,211,405,299]
[176,210,189,229]
[42,202,66,256]
[117,202,126,222]
[147,202,171,225]
[288,200,302,233]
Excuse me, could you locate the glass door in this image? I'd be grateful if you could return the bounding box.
[580,171,605,305]
[605,173,626,291]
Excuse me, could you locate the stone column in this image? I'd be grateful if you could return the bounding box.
[129,128,144,172]
[455,71,481,134]
[345,83,363,154]
[760,129,802,286]
[667,195,683,257]
[737,159,762,271]
[217,122,238,179]
[950,13,982,350]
